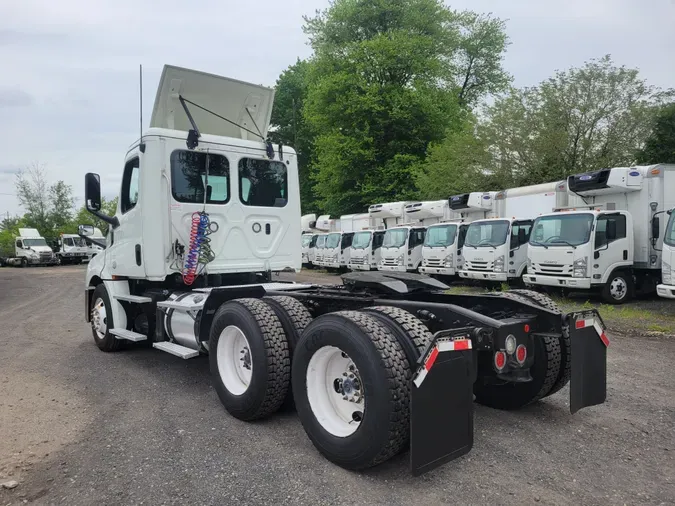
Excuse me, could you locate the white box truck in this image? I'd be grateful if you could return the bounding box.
[657,207,675,299]
[347,229,386,271]
[459,182,568,283]
[524,165,675,303]
[4,228,58,267]
[372,201,426,272]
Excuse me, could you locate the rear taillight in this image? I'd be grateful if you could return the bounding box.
[516,344,527,364]
[494,351,506,371]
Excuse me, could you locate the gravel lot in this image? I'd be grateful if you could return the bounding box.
[0,266,674,505]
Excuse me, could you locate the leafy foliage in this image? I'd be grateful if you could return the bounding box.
[635,103,675,164]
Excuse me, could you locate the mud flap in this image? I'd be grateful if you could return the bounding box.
[568,310,609,414]
[410,331,475,476]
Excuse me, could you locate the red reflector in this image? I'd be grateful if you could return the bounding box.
[453,339,470,351]
[425,346,439,372]
[516,344,527,364]
[494,351,506,370]
[524,324,530,333]
[575,320,585,329]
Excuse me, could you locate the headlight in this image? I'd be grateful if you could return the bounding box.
[494,255,505,273]
[663,261,672,284]
[573,257,588,278]
[396,254,404,265]
[444,253,454,267]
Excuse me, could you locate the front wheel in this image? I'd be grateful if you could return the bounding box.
[90,284,122,352]
[601,271,633,304]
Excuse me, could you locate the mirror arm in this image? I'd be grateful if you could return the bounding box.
[88,208,120,228]
[79,235,107,249]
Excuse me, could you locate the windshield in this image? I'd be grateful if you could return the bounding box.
[352,231,372,249]
[424,225,457,247]
[665,210,675,248]
[301,235,312,247]
[316,236,326,248]
[23,238,47,247]
[383,228,408,248]
[530,213,594,247]
[465,221,509,247]
[326,233,341,248]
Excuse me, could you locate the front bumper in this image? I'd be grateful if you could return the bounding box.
[379,264,407,272]
[459,270,507,281]
[523,274,592,289]
[324,260,341,268]
[656,284,675,299]
[348,263,373,271]
[419,266,456,276]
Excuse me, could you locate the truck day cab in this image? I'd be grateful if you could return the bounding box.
[347,229,385,270]
[378,225,426,272]
[4,228,58,267]
[524,165,675,303]
[78,64,609,477]
[657,208,675,298]
[57,234,89,264]
[418,221,467,278]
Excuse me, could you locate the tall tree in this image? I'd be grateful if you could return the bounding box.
[635,102,675,164]
[50,181,75,232]
[269,60,316,212]
[301,0,509,215]
[15,162,51,232]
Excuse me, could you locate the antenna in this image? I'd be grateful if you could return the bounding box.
[139,64,145,153]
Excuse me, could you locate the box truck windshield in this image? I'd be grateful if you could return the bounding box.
[424,224,457,248]
[383,229,407,248]
[465,220,509,248]
[666,212,675,247]
[23,238,48,247]
[352,231,372,249]
[530,214,594,247]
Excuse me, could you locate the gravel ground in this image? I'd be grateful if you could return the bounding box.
[0,266,674,505]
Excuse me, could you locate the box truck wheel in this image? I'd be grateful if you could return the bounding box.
[292,311,411,470]
[602,270,633,304]
[475,292,561,409]
[506,289,570,396]
[90,284,122,352]
[262,296,313,410]
[209,298,290,421]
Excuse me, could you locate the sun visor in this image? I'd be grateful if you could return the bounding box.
[150,65,275,141]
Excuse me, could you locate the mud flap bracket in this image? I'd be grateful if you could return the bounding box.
[568,310,609,414]
[410,329,475,476]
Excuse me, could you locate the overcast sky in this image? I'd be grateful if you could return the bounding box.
[1,0,674,217]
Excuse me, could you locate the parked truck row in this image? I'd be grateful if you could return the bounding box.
[301,165,675,303]
[1,227,104,267]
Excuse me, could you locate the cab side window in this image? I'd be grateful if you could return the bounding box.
[410,229,426,248]
[16,240,22,249]
[595,214,627,248]
[121,157,140,214]
[511,222,532,249]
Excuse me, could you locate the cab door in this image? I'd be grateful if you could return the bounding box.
[108,153,146,278]
[594,212,632,282]
[510,220,532,276]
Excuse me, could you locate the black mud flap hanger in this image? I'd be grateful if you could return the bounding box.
[410,328,475,476]
[568,309,609,414]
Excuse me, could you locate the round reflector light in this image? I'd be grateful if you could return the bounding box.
[516,344,527,364]
[494,351,506,370]
[505,334,517,354]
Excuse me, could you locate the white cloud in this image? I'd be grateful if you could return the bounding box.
[1,0,673,217]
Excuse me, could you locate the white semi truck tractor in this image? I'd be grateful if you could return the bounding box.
[4,228,58,267]
[57,233,89,264]
[459,182,568,284]
[79,64,609,477]
[524,165,675,303]
[657,207,675,299]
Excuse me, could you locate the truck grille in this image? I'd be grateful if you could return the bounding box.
[350,257,368,265]
[382,258,399,266]
[425,259,443,267]
[466,260,491,271]
[532,263,572,277]
[40,252,52,261]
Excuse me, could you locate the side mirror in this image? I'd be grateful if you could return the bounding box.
[79,225,95,236]
[606,220,617,241]
[652,216,660,240]
[518,228,527,245]
[85,173,102,212]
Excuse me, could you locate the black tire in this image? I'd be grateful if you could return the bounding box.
[293,311,411,470]
[262,296,313,410]
[209,298,290,421]
[601,270,634,304]
[90,284,122,352]
[362,306,432,356]
[508,289,571,397]
[21,257,27,268]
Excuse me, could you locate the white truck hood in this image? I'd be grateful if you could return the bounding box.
[463,247,497,263]
[381,246,405,258]
[28,245,52,254]
[151,65,275,141]
[529,245,586,266]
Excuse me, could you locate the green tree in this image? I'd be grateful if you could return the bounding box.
[269,60,317,212]
[301,0,509,215]
[74,197,118,235]
[15,162,51,232]
[635,103,675,164]
[0,215,21,232]
[478,55,670,186]
[50,181,76,233]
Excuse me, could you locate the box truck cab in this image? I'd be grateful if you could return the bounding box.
[57,233,89,264]
[419,221,468,277]
[524,165,675,303]
[323,232,354,269]
[378,225,426,272]
[301,233,317,266]
[348,229,385,270]
[7,228,57,267]
[313,233,327,266]
[658,208,675,298]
